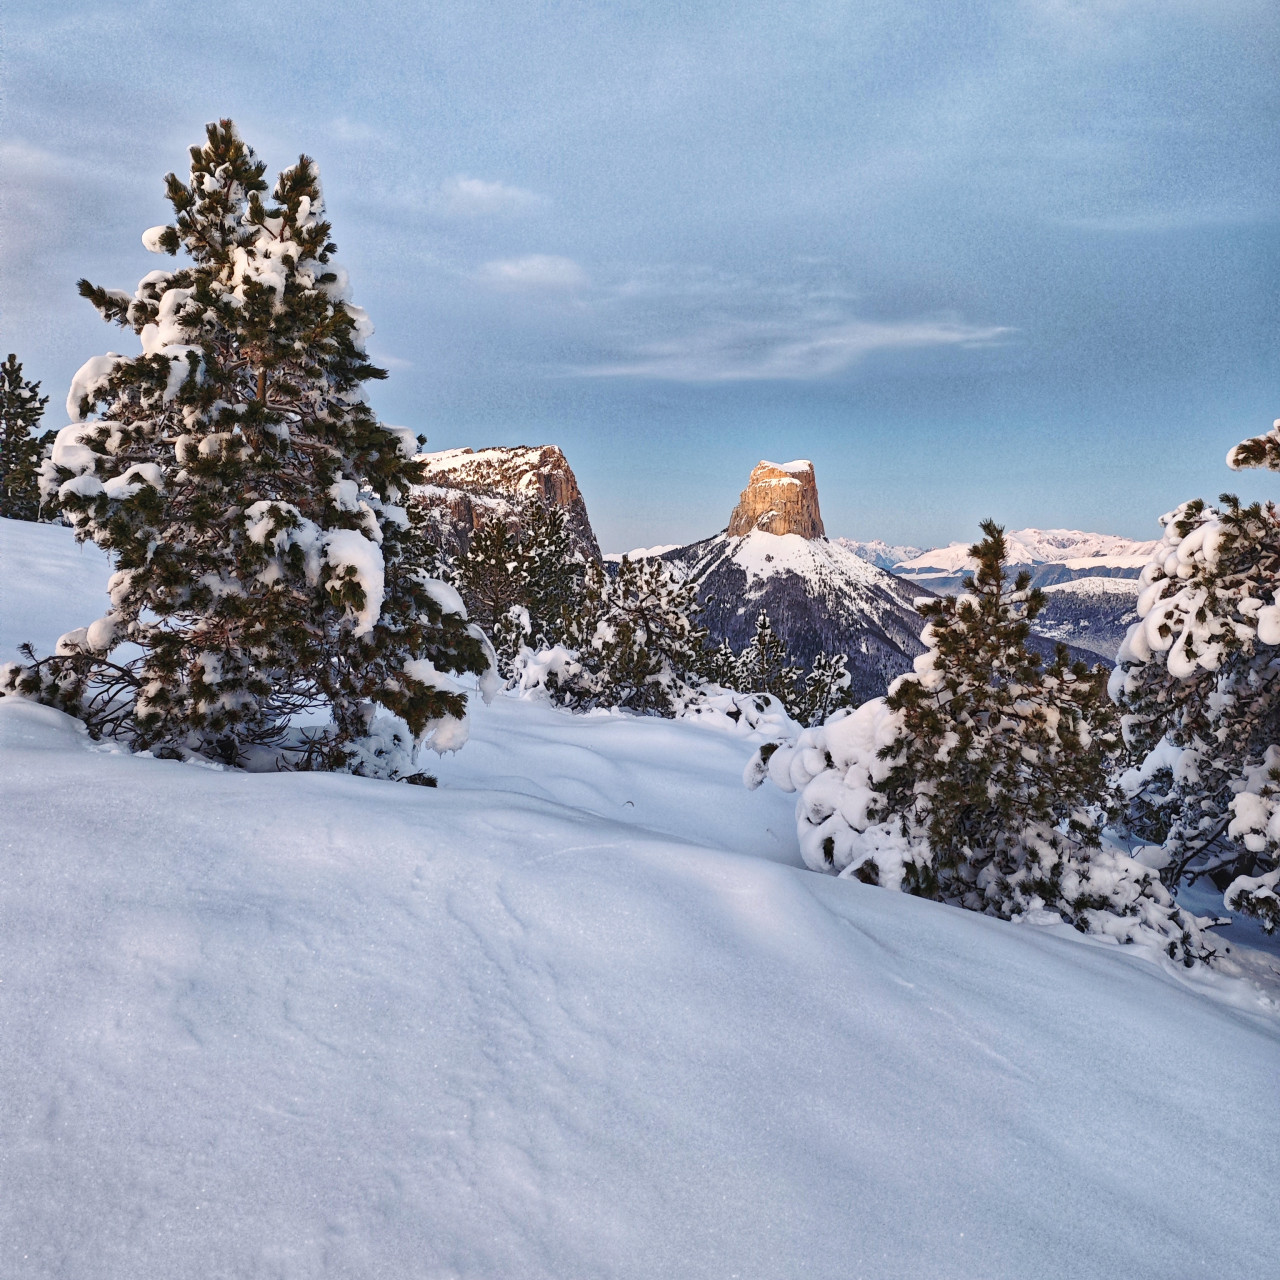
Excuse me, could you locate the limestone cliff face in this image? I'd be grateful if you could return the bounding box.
[411,445,601,561]
[726,460,825,540]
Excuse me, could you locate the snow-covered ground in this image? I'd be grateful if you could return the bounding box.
[2,516,1279,1279]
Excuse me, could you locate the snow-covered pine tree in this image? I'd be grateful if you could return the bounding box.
[750,521,1213,963]
[874,523,1120,899]
[454,515,529,665]
[1,121,490,772]
[735,611,802,710]
[572,556,708,714]
[702,638,741,690]
[513,555,705,714]
[452,503,589,672]
[1111,419,1280,930]
[521,502,587,648]
[0,354,51,520]
[798,650,852,727]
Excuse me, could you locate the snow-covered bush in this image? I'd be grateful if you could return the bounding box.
[1112,420,1280,929]
[0,121,490,774]
[679,689,801,740]
[749,522,1214,963]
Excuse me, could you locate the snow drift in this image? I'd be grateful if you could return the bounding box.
[1,516,1278,1279]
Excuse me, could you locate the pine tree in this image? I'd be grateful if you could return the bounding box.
[571,556,708,714]
[1,121,489,771]
[735,611,802,710]
[0,354,51,520]
[750,521,1212,963]
[516,555,706,714]
[454,515,529,662]
[1112,418,1280,929]
[702,638,741,689]
[452,503,589,672]
[874,522,1121,907]
[522,503,586,648]
[799,650,852,727]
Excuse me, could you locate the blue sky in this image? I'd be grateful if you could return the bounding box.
[2,0,1276,551]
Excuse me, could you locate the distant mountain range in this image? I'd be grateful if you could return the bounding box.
[838,528,1156,592]
[412,445,1147,690]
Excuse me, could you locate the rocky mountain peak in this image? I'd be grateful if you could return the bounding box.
[410,444,601,561]
[726,460,825,540]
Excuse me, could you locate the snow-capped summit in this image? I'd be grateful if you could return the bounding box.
[665,460,926,700]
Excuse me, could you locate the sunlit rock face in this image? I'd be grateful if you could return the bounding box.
[726,460,826,540]
[411,444,601,561]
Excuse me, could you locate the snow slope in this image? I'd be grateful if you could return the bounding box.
[2,516,1279,1279]
[0,517,112,658]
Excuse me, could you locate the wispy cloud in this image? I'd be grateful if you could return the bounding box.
[328,117,389,147]
[475,254,588,291]
[575,316,1011,382]
[1053,205,1275,234]
[436,175,544,218]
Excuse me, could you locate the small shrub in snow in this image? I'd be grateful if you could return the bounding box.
[1112,421,1280,930]
[1,121,491,773]
[749,522,1214,964]
[679,689,801,740]
[0,354,51,521]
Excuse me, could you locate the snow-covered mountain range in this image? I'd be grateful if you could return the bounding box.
[834,538,925,571]
[842,528,1157,592]
[404,444,1146,671]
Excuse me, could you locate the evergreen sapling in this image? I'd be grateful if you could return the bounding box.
[0,354,51,521]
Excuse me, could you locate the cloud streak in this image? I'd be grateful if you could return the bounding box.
[435,175,544,218]
[575,316,1012,383]
[475,254,588,291]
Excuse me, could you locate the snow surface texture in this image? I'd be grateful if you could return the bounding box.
[3,516,1279,1278]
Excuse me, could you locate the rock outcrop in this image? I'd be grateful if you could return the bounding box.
[411,445,601,562]
[726,460,825,540]
[655,457,923,700]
